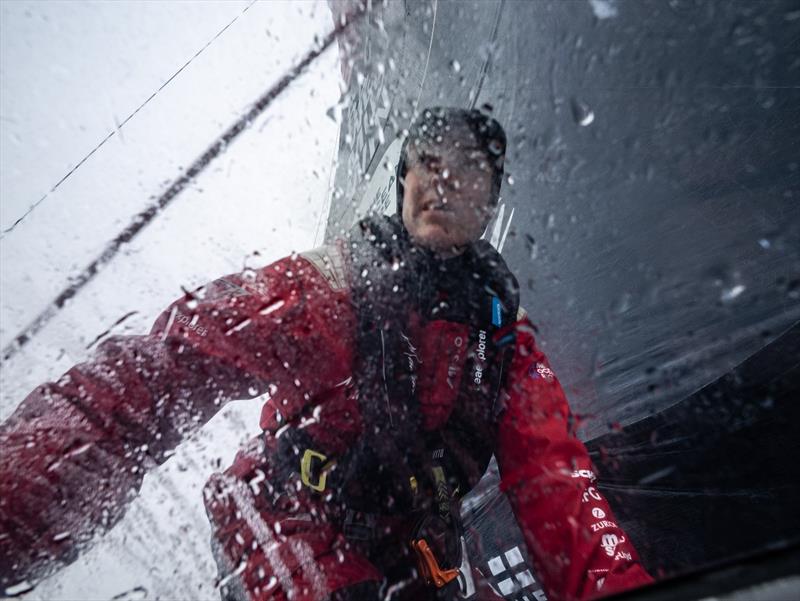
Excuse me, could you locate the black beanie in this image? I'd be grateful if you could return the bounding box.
[395,107,507,215]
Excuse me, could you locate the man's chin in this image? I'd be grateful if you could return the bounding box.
[409,227,466,257]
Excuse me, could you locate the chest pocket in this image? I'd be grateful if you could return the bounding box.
[414,320,471,430]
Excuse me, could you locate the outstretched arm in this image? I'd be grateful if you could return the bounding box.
[496,319,652,601]
[0,254,352,589]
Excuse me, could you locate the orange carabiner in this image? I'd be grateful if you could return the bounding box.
[410,538,460,588]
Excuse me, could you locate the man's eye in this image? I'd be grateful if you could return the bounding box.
[419,152,439,167]
[468,159,490,172]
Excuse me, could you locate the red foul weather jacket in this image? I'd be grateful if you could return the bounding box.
[0,242,651,600]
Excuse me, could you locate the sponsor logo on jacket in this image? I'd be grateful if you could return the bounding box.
[176,312,208,337]
[447,335,464,389]
[401,332,421,393]
[582,486,602,503]
[529,362,554,382]
[473,330,487,386]
[590,520,619,533]
[601,534,620,557]
[491,296,503,327]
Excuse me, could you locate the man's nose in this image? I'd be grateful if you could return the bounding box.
[433,169,461,198]
[418,166,442,192]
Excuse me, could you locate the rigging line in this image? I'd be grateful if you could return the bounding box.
[313,121,342,247]
[414,0,438,111]
[0,0,257,239]
[1,4,370,364]
[468,0,504,110]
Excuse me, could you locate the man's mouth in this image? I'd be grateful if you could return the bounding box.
[421,197,454,213]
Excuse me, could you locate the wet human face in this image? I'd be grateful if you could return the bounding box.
[401,130,498,257]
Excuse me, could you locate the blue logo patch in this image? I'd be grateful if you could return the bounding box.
[491,296,503,327]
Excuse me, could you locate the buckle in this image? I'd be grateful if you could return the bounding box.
[300,449,333,492]
[411,536,475,597]
[411,538,460,588]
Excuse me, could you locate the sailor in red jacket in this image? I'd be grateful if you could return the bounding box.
[0,108,651,600]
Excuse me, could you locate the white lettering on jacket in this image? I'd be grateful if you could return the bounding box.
[535,362,554,382]
[601,534,620,557]
[591,507,606,519]
[590,520,619,533]
[400,332,421,393]
[473,330,487,386]
[447,336,464,389]
[176,312,208,337]
[582,486,603,503]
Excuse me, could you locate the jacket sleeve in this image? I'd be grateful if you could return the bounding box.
[496,319,653,601]
[0,254,354,589]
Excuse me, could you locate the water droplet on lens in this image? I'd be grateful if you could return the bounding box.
[524,234,538,260]
[720,284,746,302]
[260,300,285,315]
[4,581,35,597]
[611,292,633,315]
[571,98,595,126]
[108,586,148,601]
